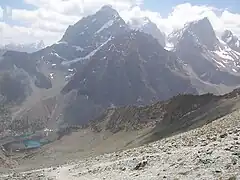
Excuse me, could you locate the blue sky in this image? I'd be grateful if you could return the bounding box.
[0,0,240,45]
[0,0,35,10]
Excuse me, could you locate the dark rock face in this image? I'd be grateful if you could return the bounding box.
[62,31,197,125]
[63,31,196,103]
[0,50,52,104]
[35,72,52,89]
[1,51,52,89]
[185,17,218,51]
[0,73,27,103]
[2,51,37,75]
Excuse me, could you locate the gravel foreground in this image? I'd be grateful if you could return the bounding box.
[1,110,240,180]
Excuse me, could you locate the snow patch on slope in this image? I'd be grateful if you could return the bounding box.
[236,40,240,47]
[56,41,68,45]
[226,36,232,43]
[214,60,226,68]
[96,20,114,34]
[164,42,174,51]
[214,50,234,61]
[232,68,237,73]
[61,37,112,66]
[73,46,84,51]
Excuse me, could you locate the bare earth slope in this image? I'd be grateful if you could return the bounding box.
[1,91,240,174]
[2,107,240,180]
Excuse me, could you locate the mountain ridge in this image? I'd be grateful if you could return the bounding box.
[168,17,240,88]
[2,6,240,132]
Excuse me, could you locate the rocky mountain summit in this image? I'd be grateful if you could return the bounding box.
[168,17,218,51]
[168,18,240,87]
[35,5,128,67]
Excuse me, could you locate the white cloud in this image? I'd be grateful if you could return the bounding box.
[158,3,225,35]
[1,1,240,46]
[0,22,62,45]
[123,3,220,35]
[11,8,79,30]
[124,3,240,39]
[23,0,143,15]
[220,11,240,35]
[5,6,12,16]
[3,0,142,45]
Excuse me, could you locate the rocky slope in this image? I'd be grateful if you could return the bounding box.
[1,88,239,174]
[89,93,217,133]
[2,104,240,180]
[89,89,240,144]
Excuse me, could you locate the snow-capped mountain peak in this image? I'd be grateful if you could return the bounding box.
[37,5,128,67]
[167,16,240,87]
[60,5,127,46]
[168,17,218,51]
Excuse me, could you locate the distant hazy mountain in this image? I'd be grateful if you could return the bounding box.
[128,17,166,47]
[1,40,45,53]
[221,30,240,53]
